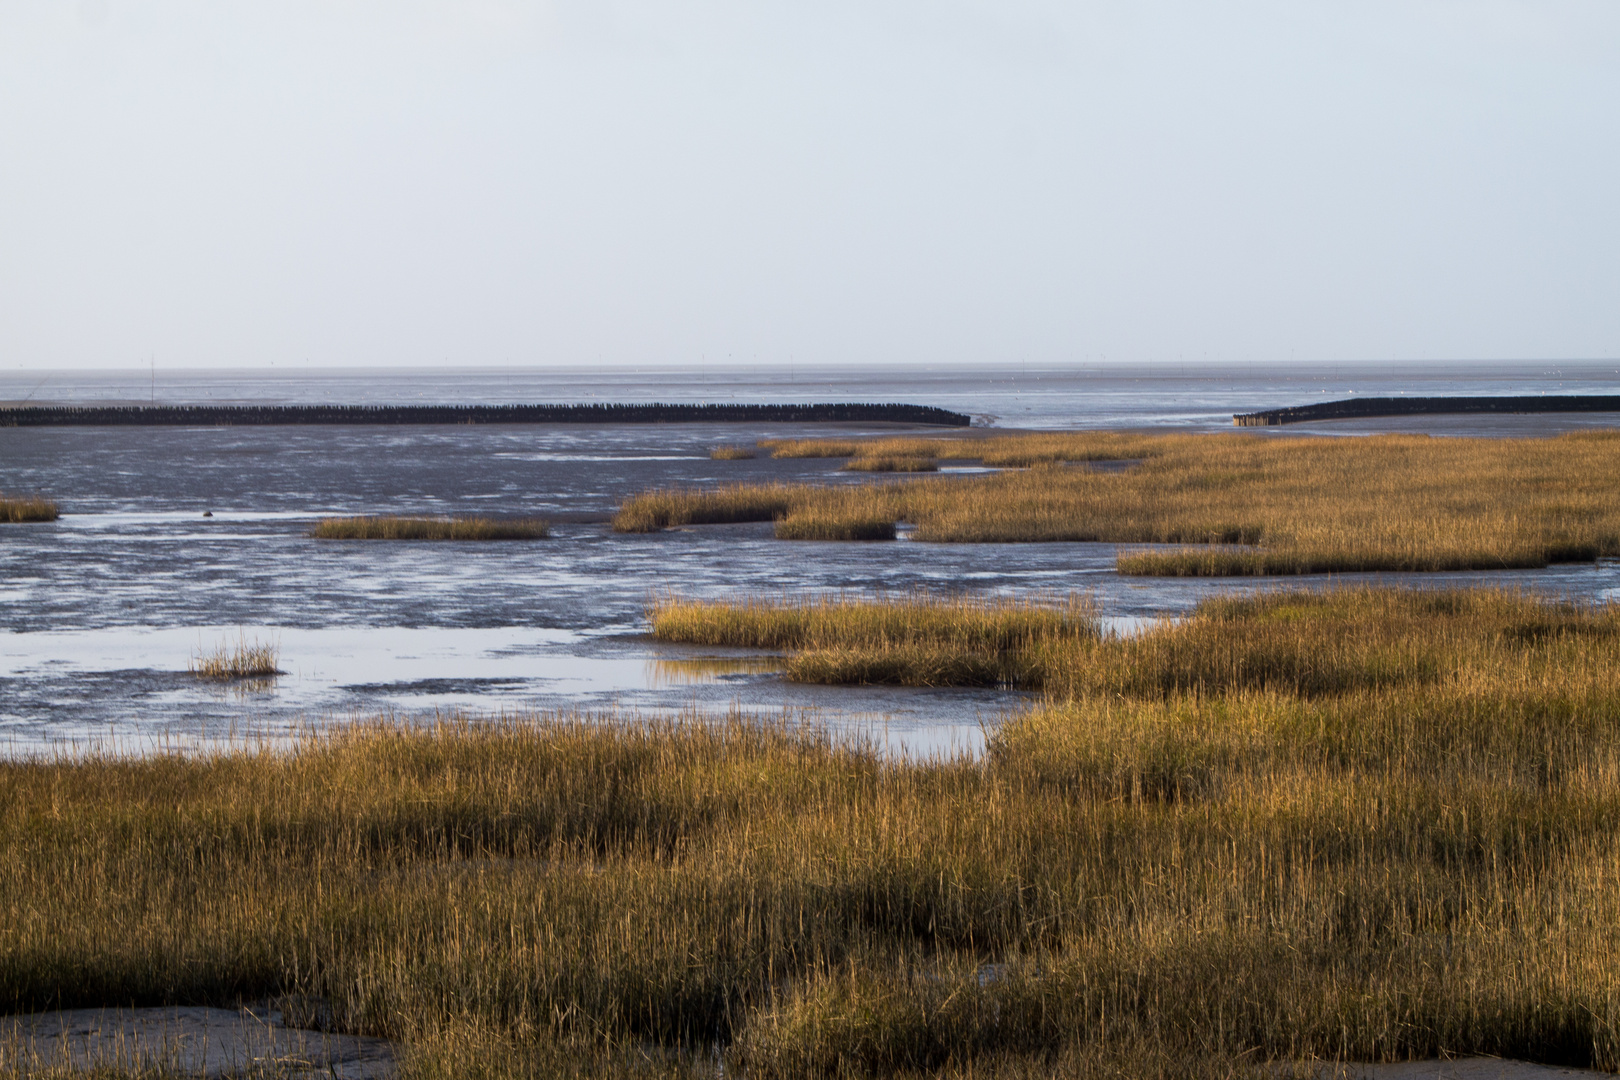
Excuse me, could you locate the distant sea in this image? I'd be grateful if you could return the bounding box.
[5,359,1620,432]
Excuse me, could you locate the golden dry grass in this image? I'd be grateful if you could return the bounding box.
[189,634,281,679]
[612,484,796,532]
[772,512,897,541]
[622,430,1620,573]
[611,485,897,540]
[311,516,549,540]
[11,587,1620,1075]
[760,430,1162,466]
[652,586,1620,697]
[651,592,1094,686]
[710,445,758,460]
[0,495,59,523]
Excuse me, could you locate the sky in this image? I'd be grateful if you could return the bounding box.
[1,0,1618,370]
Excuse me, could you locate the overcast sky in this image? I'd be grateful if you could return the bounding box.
[2,1,1617,370]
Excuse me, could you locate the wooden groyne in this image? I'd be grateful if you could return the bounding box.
[0,402,971,428]
[1234,396,1620,427]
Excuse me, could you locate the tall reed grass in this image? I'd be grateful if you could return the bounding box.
[311,516,549,540]
[0,495,58,523]
[622,431,1620,573]
[12,584,1620,1077]
[710,446,757,460]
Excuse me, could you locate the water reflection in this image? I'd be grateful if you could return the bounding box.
[646,655,786,687]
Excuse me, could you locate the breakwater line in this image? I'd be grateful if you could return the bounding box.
[0,402,971,428]
[1234,395,1620,427]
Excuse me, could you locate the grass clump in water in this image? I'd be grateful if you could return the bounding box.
[189,634,281,679]
[0,495,58,522]
[710,445,757,460]
[311,516,549,540]
[616,481,908,539]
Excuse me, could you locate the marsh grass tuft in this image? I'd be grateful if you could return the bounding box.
[773,514,897,541]
[709,446,758,460]
[611,484,797,532]
[786,644,1015,686]
[625,430,1620,573]
[189,634,282,679]
[0,495,59,523]
[651,591,1094,685]
[311,516,549,540]
[613,481,908,539]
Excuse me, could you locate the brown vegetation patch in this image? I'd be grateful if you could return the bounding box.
[625,431,1620,574]
[311,516,550,540]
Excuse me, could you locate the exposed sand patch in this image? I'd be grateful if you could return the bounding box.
[0,1005,395,1078]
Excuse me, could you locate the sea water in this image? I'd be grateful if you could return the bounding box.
[4,361,1620,756]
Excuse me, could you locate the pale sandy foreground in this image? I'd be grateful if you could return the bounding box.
[1,1006,395,1078]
